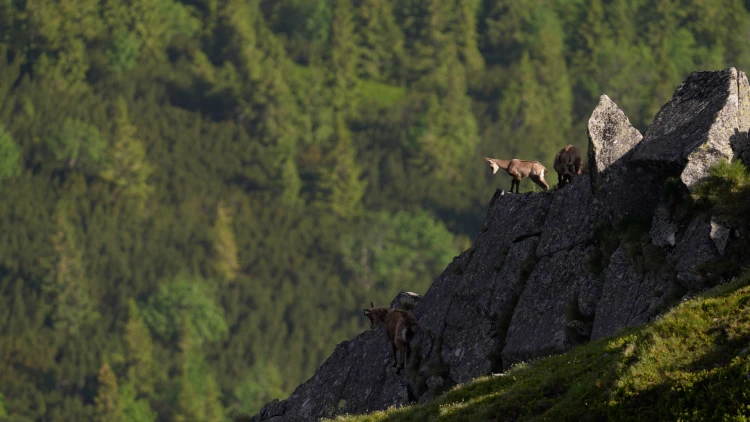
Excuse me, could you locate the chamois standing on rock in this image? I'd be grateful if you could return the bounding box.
[363,301,418,374]
[553,144,582,188]
[484,157,550,193]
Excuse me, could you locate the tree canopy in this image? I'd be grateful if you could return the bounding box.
[1,0,749,420]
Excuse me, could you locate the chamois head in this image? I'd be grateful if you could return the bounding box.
[484,157,500,174]
[363,301,388,329]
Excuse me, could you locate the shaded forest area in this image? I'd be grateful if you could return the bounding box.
[0,0,748,420]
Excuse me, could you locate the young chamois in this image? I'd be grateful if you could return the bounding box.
[553,144,582,188]
[484,157,550,193]
[363,301,419,374]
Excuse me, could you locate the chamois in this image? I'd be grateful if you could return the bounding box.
[363,301,419,374]
[553,144,582,188]
[484,157,550,193]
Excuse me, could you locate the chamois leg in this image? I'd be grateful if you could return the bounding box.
[511,178,521,193]
[531,175,549,191]
[396,346,406,374]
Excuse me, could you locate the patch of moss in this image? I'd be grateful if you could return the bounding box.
[564,295,594,345]
[588,218,672,276]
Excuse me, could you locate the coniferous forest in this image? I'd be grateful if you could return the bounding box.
[0,0,749,420]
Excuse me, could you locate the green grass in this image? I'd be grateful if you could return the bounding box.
[329,273,750,422]
[692,159,750,228]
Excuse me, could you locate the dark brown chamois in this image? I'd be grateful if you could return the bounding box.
[363,301,419,374]
[553,144,583,188]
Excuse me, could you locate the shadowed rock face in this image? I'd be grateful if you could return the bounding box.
[590,248,678,341]
[252,68,750,422]
[587,94,662,223]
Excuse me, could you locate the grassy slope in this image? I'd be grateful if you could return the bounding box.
[331,273,750,422]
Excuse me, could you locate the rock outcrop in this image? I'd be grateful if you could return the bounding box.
[632,67,750,188]
[252,67,750,422]
[587,94,662,223]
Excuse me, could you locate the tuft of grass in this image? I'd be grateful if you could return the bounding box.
[692,159,750,228]
[588,218,672,276]
[328,272,750,422]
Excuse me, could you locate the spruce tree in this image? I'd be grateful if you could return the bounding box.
[42,206,98,336]
[355,0,405,82]
[123,299,157,396]
[329,0,360,115]
[315,113,366,220]
[99,97,154,212]
[211,201,240,283]
[94,362,123,422]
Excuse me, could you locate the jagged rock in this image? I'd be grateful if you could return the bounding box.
[710,217,730,255]
[587,95,661,222]
[435,237,541,383]
[254,328,410,421]
[672,217,720,290]
[650,204,679,247]
[588,95,643,173]
[590,248,679,340]
[501,245,596,370]
[390,292,422,310]
[255,399,285,421]
[633,67,750,188]
[415,191,552,384]
[536,175,603,257]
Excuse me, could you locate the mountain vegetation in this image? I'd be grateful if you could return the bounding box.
[0,0,749,420]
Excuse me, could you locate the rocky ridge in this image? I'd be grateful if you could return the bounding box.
[252,67,750,422]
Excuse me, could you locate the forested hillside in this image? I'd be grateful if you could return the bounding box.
[0,0,748,420]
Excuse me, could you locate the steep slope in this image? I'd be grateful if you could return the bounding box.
[331,273,750,421]
[250,67,750,422]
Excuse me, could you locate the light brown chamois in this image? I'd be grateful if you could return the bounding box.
[363,301,419,374]
[553,144,583,188]
[484,157,550,193]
